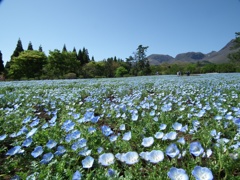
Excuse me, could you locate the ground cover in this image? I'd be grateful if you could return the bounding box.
[0,74,240,179]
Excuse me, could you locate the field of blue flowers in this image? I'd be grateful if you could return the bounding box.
[0,73,240,180]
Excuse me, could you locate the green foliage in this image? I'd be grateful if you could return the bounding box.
[27,41,33,50]
[0,50,4,73]
[8,50,47,79]
[11,38,24,59]
[115,66,128,77]
[228,32,240,63]
[64,72,77,79]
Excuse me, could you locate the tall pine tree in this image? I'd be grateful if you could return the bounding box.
[62,44,67,53]
[38,45,43,52]
[27,41,33,50]
[0,50,4,73]
[11,38,24,58]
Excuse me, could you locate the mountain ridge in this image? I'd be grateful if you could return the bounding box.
[147,39,238,65]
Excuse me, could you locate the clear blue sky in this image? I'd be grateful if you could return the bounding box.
[0,0,240,65]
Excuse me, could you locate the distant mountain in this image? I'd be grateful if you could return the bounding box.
[148,39,239,65]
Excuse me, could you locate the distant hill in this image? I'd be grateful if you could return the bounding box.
[148,39,239,65]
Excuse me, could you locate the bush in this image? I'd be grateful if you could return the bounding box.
[64,73,77,79]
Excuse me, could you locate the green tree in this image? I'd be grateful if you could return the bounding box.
[73,47,77,53]
[27,41,33,50]
[228,32,240,63]
[8,50,47,79]
[38,45,43,52]
[115,66,128,77]
[62,44,67,53]
[11,38,24,58]
[0,50,4,73]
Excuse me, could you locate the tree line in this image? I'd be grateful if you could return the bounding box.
[0,32,239,80]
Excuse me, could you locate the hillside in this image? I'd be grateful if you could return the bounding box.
[148,39,239,65]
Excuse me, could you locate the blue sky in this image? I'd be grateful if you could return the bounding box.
[0,0,240,65]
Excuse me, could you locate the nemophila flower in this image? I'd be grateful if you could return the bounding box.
[122,151,139,165]
[225,114,233,120]
[192,120,200,128]
[131,113,138,121]
[16,126,28,136]
[62,120,75,132]
[159,124,167,130]
[82,156,94,168]
[148,150,164,163]
[71,138,87,151]
[189,142,204,157]
[107,168,116,177]
[84,111,94,121]
[167,167,189,180]
[139,151,150,161]
[10,175,21,180]
[22,116,31,124]
[172,122,182,131]
[115,153,124,162]
[154,132,164,139]
[26,172,39,180]
[29,119,40,127]
[79,148,92,156]
[122,131,131,141]
[233,118,240,127]
[31,146,43,158]
[26,128,38,138]
[119,124,126,131]
[72,113,80,120]
[49,122,56,127]
[72,170,82,180]
[22,137,33,147]
[40,152,54,164]
[49,115,57,123]
[91,116,100,123]
[6,146,21,156]
[215,115,222,121]
[109,134,118,142]
[177,137,186,145]
[141,137,154,147]
[166,143,180,158]
[46,139,57,149]
[98,153,115,166]
[153,116,158,122]
[192,166,213,180]
[150,110,155,116]
[0,134,7,141]
[97,147,104,154]
[101,125,113,137]
[163,131,177,140]
[42,123,49,129]
[88,126,96,134]
[210,129,221,139]
[55,146,66,156]
[161,104,172,112]
[197,109,206,118]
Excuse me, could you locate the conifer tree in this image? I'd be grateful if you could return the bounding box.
[27,41,33,50]
[73,47,76,53]
[38,45,43,52]
[11,38,24,58]
[62,44,67,52]
[0,50,4,73]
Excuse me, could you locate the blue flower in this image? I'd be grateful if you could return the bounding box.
[46,139,57,149]
[154,132,164,139]
[162,131,177,140]
[22,137,33,147]
[40,152,54,164]
[101,125,113,137]
[55,146,66,156]
[31,146,43,158]
[29,119,40,127]
[167,167,189,180]
[189,142,204,157]
[141,137,154,147]
[61,120,75,132]
[159,124,167,130]
[82,156,94,168]
[131,113,138,121]
[49,115,57,123]
[71,138,87,151]
[72,170,82,180]
[122,151,139,165]
[107,168,116,177]
[6,146,21,156]
[22,116,31,124]
[122,131,131,141]
[26,128,38,138]
[192,166,213,180]
[148,150,164,163]
[98,153,115,166]
[166,143,180,158]
[0,134,7,141]
[88,126,96,134]
[172,122,182,131]
[119,124,126,131]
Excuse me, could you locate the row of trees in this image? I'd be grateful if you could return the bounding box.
[0,32,239,80]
